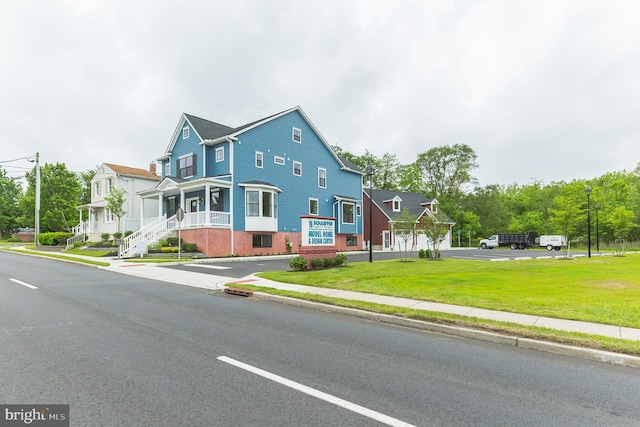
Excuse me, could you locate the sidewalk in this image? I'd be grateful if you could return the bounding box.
[11,247,640,343]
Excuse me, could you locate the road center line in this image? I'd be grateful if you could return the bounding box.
[9,278,38,290]
[217,356,415,427]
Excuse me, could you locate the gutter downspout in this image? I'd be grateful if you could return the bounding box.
[227,136,237,256]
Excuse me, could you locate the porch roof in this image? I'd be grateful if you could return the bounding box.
[138,176,233,199]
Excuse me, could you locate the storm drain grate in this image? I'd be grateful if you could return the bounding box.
[224,288,254,297]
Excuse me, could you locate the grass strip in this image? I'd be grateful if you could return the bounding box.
[5,248,110,267]
[258,256,640,328]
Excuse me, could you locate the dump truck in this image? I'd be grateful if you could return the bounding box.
[479,232,538,250]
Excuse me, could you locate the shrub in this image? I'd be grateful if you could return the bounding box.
[124,230,133,237]
[158,239,168,248]
[323,257,335,268]
[72,241,84,248]
[161,247,172,253]
[38,232,74,245]
[7,237,23,242]
[418,249,426,258]
[101,233,111,242]
[183,243,197,252]
[335,253,348,266]
[112,232,123,240]
[290,256,307,271]
[311,258,325,269]
[166,237,182,246]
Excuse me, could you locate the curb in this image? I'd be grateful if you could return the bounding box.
[252,292,640,369]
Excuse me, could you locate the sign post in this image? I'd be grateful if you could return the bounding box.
[176,207,184,260]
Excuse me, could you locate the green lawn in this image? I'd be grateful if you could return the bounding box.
[258,255,640,328]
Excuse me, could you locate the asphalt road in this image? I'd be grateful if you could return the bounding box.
[2,251,638,426]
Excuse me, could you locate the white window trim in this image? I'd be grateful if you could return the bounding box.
[94,181,101,197]
[216,147,224,162]
[182,126,189,139]
[309,198,319,215]
[274,155,285,165]
[178,153,195,179]
[342,202,355,224]
[318,167,326,189]
[292,127,301,143]
[293,161,302,177]
[105,208,114,223]
[255,151,263,168]
[165,162,170,177]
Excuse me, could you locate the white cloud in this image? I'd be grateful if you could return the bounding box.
[1,0,639,187]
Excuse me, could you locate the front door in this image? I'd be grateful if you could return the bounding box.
[383,231,391,250]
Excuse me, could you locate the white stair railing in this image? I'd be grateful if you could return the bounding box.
[119,215,178,258]
[66,221,90,248]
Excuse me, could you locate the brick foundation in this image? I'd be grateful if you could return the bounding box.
[299,245,337,269]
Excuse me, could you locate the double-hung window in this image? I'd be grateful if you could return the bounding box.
[216,147,224,162]
[255,151,263,168]
[293,161,302,177]
[178,154,196,178]
[292,127,301,143]
[343,202,354,224]
[246,191,260,217]
[318,168,326,188]
[309,198,318,215]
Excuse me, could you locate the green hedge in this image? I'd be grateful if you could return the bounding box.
[38,232,74,246]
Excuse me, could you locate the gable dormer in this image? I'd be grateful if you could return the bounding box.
[421,199,439,214]
[384,195,403,212]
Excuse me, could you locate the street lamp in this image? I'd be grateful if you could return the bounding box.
[594,204,600,252]
[585,188,592,258]
[365,165,375,263]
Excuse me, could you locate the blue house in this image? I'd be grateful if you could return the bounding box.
[126,107,364,257]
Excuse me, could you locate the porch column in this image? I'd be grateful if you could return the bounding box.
[157,193,163,217]
[180,189,185,210]
[205,183,211,225]
[139,198,144,228]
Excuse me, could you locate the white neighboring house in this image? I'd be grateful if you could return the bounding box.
[75,163,160,242]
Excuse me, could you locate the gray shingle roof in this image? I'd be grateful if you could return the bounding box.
[364,188,453,224]
[184,114,234,140]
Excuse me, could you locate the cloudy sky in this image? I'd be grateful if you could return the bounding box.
[2,0,639,188]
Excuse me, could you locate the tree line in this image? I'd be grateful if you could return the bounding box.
[333,144,639,245]
[2,146,639,246]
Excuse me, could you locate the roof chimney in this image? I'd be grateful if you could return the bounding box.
[149,162,157,175]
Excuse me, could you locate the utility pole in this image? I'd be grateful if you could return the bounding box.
[35,152,40,246]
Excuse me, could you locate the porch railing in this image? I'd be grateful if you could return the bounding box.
[66,221,90,248]
[119,215,175,258]
[119,211,231,258]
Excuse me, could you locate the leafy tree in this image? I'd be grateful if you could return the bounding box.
[17,163,81,232]
[104,187,127,233]
[375,153,402,190]
[0,168,22,239]
[389,208,418,261]
[466,184,510,238]
[549,182,586,257]
[419,216,449,258]
[397,163,425,194]
[79,169,96,206]
[605,205,636,255]
[415,143,478,211]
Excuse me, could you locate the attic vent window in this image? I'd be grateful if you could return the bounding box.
[182,127,189,139]
[393,200,400,212]
[292,127,301,143]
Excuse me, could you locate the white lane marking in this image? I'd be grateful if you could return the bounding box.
[186,264,232,270]
[9,278,38,290]
[217,356,416,427]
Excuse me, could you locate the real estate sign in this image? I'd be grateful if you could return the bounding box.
[301,216,335,246]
